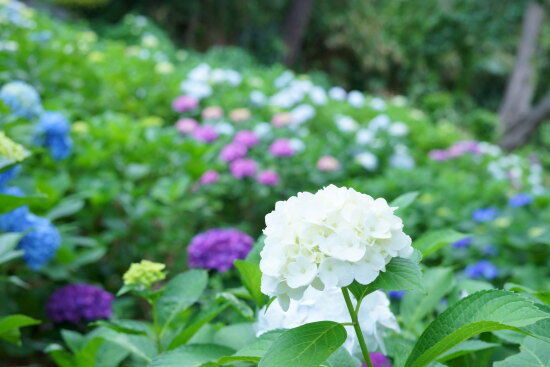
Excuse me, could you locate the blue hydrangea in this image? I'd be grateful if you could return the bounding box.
[508,193,533,208]
[0,166,20,189]
[464,260,499,280]
[0,186,33,232]
[0,81,42,119]
[472,207,499,223]
[451,236,472,249]
[388,290,406,300]
[35,111,73,160]
[18,218,61,270]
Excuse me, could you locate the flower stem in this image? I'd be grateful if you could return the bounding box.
[342,287,373,367]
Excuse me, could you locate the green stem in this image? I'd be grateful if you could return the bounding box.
[342,287,373,367]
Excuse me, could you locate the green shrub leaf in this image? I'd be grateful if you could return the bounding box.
[259,321,347,367]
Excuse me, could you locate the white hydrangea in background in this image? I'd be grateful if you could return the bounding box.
[256,287,399,357]
[355,151,379,171]
[259,185,413,309]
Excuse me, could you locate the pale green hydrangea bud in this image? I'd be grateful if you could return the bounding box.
[123,260,166,288]
[0,132,29,162]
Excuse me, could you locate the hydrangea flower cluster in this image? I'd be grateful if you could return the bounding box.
[123,260,167,288]
[260,185,413,309]
[429,141,481,161]
[0,173,60,270]
[464,260,499,280]
[256,287,399,357]
[0,80,42,119]
[35,111,73,160]
[46,284,114,324]
[187,228,253,272]
[0,132,29,162]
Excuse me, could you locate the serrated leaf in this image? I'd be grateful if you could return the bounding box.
[0,314,41,345]
[259,321,347,367]
[413,229,467,257]
[404,290,549,367]
[215,329,284,364]
[154,270,208,337]
[494,337,550,366]
[235,259,267,307]
[349,257,423,301]
[149,344,234,367]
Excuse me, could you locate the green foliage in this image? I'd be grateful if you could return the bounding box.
[259,321,347,367]
[0,314,40,345]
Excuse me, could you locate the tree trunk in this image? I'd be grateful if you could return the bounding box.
[282,0,315,66]
[499,2,547,151]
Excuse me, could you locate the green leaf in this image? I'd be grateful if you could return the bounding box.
[413,229,467,257]
[213,323,256,351]
[0,314,41,345]
[505,283,550,305]
[0,194,46,215]
[245,236,265,264]
[235,260,267,307]
[259,321,347,367]
[47,198,85,220]
[216,292,254,320]
[149,344,234,367]
[349,257,423,301]
[437,340,499,362]
[404,290,549,367]
[391,191,420,214]
[154,270,208,336]
[97,328,157,363]
[168,302,230,350]
[401,267,455,331]
[215,329,284,364]
[61,329,85,353]
[0,232,24,265]
[321,347,359,367]
[494,337,549,366]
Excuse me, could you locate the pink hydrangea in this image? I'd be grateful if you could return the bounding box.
[316,155,340,171]
[199,170,219,185]
[172,95,199,113]
[234,130,260,148]
[202,106,223,120]
[230,158,257,178]
[175,118,198,134]
[230,108,251,122]
[192,125,218,143]
[220,142,248,162]
[271,112,292,127]
[269,138,294,157]
[257,170,280,186]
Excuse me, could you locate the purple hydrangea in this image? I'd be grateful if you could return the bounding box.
[172,95,199,113]
[269,138,295,157]
[472,207,499,223]
[192,125,218,143]
[508,193,533,208]
[230,158,257,179]
[428,149,450,161]
[363,352,391,367]
[187,228,254,272]
[234,130,260,148]
[220,142,248,162]
[388,290,406,300]
[46,284,114,324]
[464,260,499,280]
[256,170,280,186]
[35,111,73,160]
[451,236,472,249]
[199,170,219,185]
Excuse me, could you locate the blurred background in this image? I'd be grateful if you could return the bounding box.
[33,0,549,147]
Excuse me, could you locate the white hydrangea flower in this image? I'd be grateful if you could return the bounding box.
[356,152,379,171]
[250,90,267,106]
[260,185,413,309]
[291,104,316,125]
[388,122,409,136]
[348,90,365,108]
[309,86,327,105]
[275,71,294,88]
[369,114,391,131]
[213,121,234,135]
[356,129,375,145]
[370,97,387,111]
[253,122,272,139]
[329,86,347,101]
[289,138,306,152]
[256,287,399,356]
[335,114,359,132]
[180,80,212,99]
